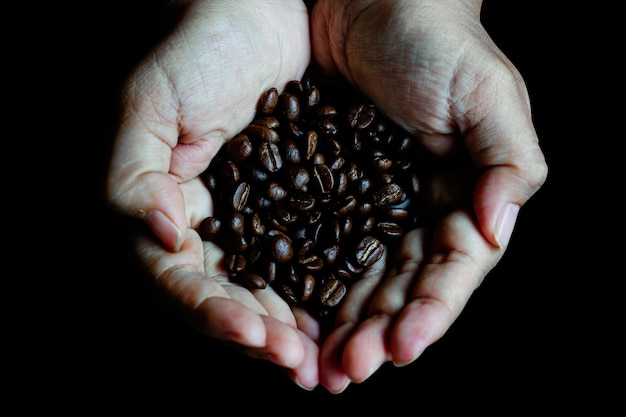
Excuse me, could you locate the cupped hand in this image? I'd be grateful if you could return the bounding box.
[310,0,548,392]
[106,0,319,389]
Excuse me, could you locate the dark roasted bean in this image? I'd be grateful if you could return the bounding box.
[354,236,384,267]
[281,139,301,164]
[226,134,253,162]
[348,101,376,129]
[225,253,247,274]
[377,221,404,238]
[373,182,403,207]
[301,274,316,302]
[267,230,293,263]
[258,87,278,114]
[250,212,265,236]
[304,131,318,161]
[251,116,280,129]
[298,255,324,272]
[258,142,283,172]
[312,164,334,194]
[232,182,250,211]
[245,125,279,144]
[289,193,315,212]
[286,165,310,190]
[241,271,266,289]
[199,216,221,241]
[227,211,245,235]
[281,92,301,122]
[319,279,346,307]
[266,181,288,201]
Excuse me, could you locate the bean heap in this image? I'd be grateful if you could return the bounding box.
[199,68,431,320]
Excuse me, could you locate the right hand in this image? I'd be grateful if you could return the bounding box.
[106,0,320,389]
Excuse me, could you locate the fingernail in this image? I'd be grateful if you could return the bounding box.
[495,203,519,248]
[293,377,315,392]
[146,209,182,252]
[329,379,351,394]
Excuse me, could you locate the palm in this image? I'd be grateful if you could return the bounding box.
[112,0,320,386]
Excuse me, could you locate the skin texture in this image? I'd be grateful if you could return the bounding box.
[106,0,547,393]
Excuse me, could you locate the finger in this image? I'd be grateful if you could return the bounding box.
[366,228,428,315]
[136,229,268,346]
[283,328,321,390]
[389,208,498,365]
[454,62,548,248]
[107,68,226,252]
[318,241,388,391]
[341,315,392,383]
[335,248,388,325]
[319,321,356,394]
[250,283,298,328]
[333,233,424,382]
[233,314,306,369]
[292,306,321,343]
[138,229,315,371]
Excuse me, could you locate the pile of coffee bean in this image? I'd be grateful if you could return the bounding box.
[199,66,432,320]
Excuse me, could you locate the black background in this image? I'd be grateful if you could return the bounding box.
[22,0,617,412]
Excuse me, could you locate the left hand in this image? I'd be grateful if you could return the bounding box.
[309,0,548,393]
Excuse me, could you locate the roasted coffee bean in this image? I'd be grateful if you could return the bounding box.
[311,152,325,165]
[335,195,357,216]
[266,181,287,201]
[219,160,240,184]
[298,255,324,272]
[377,222,404,238]
[322,245,340,265]
[348,101,376,130]
[285,80,304,95]
[231,182,250,211]
[280,92,301,122]
[264,260,277,283]
[241,271,266,290]
[312,164,334,194]
[304,131,318,160]
[245,124,280,144]
[227,211,246,235]
[199,216,221,241]
[301,275,316,302]
[373,182,403,207]
[226,134,253,162]
[198,65,433,323]
[258,87,279,115]
[354,236,384,267]
[250,212,265,236]
[268,230,294,263]
[289,193,315,212]
[286,165,310,190]
[318,104,337,119]
[305,86,320,109]
[319,278,347,307]
[251,116,280,129]
[281,139,301,164]
[280,283,298,305]
[274,203,298,226]
[331,268,352,282]
[225,253,247,275]
[258,142,283,172]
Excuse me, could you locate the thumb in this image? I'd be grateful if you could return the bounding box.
[107,117,188,252]
[107,66,191,252]
[465,75,548,248]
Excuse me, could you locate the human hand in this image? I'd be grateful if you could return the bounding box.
[310,0,548,392]
[106,0,320,389]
